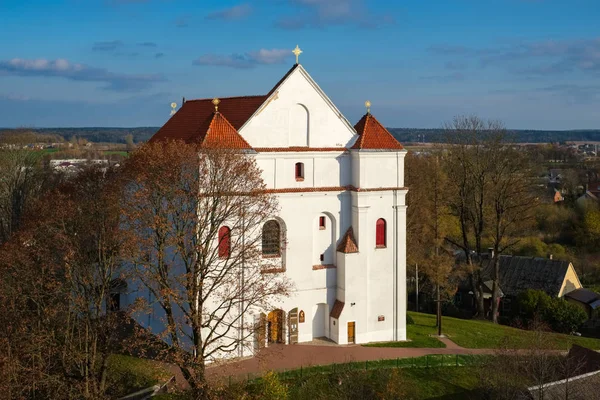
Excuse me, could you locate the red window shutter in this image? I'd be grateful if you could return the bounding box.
[319,216,326,228]
[376,219,386,247]
[219,226,231,258]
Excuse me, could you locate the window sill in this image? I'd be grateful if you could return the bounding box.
[375,245,387,249]
[295,178,305,182]
[319,227,326,230]
[262,268,286,274]
[312,264,336,270]
[262,254,281,259]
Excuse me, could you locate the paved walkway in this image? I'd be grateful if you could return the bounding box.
[206,337,491,381]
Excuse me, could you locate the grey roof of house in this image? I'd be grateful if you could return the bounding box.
[565,288,600,309]
[480,255,572,297]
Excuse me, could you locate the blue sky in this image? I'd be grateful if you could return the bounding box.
[1,0,599,129]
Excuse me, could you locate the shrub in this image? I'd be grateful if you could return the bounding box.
[406,314,415,325]
[543,298,587,333]
[257,371,288,400]
[517,289,587,333]
[517,289,551,320]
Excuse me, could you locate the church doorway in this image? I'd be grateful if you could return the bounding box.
[267,309,284,344]
[348,321,355,344]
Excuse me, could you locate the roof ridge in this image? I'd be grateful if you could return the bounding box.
[265,64,300,98]
[186,94,267,102]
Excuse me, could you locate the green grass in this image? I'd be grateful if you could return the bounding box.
[270,354,485,381]
[103,150,129,156]
[277,364,483,400]
[407,312,600,350]
[105,354,171,397]
[401,367,481,399]
[363,320,446,348]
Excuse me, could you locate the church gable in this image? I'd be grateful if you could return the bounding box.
[239,65,357,149]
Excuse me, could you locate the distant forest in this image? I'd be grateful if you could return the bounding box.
[2,127,600,144]
[389,128,600,144]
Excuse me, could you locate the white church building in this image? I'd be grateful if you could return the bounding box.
[142,49,407,351]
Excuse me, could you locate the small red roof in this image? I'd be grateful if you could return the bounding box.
[351,113,404,150]
[199,112,253,149]
[337,227,359,253]
[149,96,266,144]
[330,299,345,319]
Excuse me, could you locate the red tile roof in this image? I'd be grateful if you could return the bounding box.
[200,112,253,149]
[149,95,266,144]
[351,113,404,150]
[330,300,345,319]
[337,227,358,253]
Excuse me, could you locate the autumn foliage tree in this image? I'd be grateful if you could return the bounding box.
[120,140,291,392]
[406,151,461,334]
[0,164,128,399]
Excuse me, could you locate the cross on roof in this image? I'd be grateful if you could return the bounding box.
[293,45,303,64]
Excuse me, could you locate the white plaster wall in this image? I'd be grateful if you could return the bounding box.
[351,151,407,189]
[313,213,335,265]
[239,67,356,149]
[255,152,349,190]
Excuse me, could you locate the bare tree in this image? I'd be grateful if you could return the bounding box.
[444,116,529,321]
[487,144,539,323]
[121,141,292,393]
[444,116,499,317]
[0,131,56,244]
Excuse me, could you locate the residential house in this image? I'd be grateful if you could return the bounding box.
[456,255,582,317]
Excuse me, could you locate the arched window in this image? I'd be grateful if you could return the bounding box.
[295,162,304,181]
[262,220,281,256]
[376,218,386,248]
[218,226,231,258]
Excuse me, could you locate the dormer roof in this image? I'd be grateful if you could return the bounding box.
[351,113,404,150]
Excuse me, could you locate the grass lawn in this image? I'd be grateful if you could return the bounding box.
[363,319,446,348]
[407,312,600,350]
[402,367,481,399]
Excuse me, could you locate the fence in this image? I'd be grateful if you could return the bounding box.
[225,354,489,386]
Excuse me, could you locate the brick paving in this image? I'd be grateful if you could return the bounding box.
[205,337,492,381]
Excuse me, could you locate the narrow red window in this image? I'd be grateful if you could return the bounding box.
[319,216,326,230]
[218,226,231,258]
[295,162,304,181]
[376,218,386,248]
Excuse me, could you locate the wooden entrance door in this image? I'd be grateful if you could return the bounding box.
[347,322,355,344]
[288,308,298,344]
[257,313,266,349]
[268,310,284,344]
